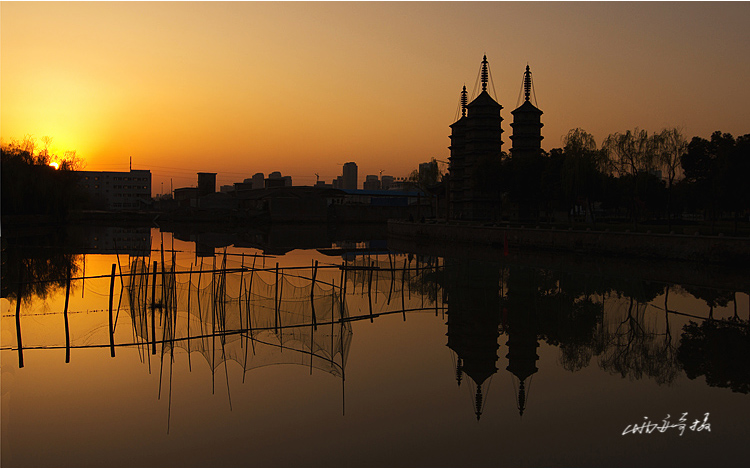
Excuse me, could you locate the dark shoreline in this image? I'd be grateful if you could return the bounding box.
[388,219,750,266]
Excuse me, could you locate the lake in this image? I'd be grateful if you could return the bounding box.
[1,224,748,467]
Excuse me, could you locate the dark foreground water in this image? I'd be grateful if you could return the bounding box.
[2,225,748,467]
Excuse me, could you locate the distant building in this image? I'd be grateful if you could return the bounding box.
[448,56,503,221]
[174,187,200,206]
[265,171,290,188]
[198,172,216,196]
[342,162,358,190]
[220,185,234,193]
[75,169,151,210]
[381,175,394,190]
[252,173,265,189]
[363,175,381,190]
[419,161,437,179]
[234,186,345,222]
[333,175,344,189]
[510,65,544,160]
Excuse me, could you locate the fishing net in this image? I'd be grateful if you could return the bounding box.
[125,257,352,377]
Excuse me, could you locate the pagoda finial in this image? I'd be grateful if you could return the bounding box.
[481,55,489,92]
[518,380,526,416]
[475,385,483,420]
[460,85,468,117]
[523,64,532,102]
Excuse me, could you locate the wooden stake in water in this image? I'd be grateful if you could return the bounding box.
[311,260,318,328]
[401,258,407,321]
[64,267,72,363]
[187,262,193,372]
[274,263,280,334]
[151,260,157,355]
[238,253,245,336]
[387,254,395,305]
[81,255,86,298]
[368,261,374,323]
[15,267,24,369]
[108,263,116,357]
[340,262,347,319]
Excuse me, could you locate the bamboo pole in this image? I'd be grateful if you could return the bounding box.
[160,233,166,323]
[278,266,284,345]
[187,262,193,372]
[340,263,346,320]
[15,267,24,369]
[108,263,116,357]
[387,253,395,305]
[211,255,216,395]
[64,267,72,363]
[238,253,245,337]
[331,277,336,361]
[151,260,157,355]
[368,261,374,323]
[311,260,318,328]
[401,258,407,321]
[114,238,125,288]
[241,275,249,384]
[434,258,439,317]
[143,261,151,372]
[247,254,256,356]
[81,255,86,298]
[275,263,280,334]
[374,255,379,298]
[407,257,411,300]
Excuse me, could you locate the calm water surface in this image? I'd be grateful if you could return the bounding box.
[2,226,748,467]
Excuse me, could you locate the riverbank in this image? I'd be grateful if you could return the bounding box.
[387,220,750,265]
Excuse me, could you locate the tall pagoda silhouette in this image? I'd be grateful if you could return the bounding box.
[510,65,544,159]
[448,59,544,221]
[448,56,504,221]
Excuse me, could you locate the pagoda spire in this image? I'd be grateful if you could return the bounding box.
[481,55,489,92]
[523,64,532,102]
[475,385,483,421]
[461,85,468,117]
[456,357,464,386]
[518,380,527,416]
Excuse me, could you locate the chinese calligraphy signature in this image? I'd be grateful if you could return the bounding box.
[622,413,711,436]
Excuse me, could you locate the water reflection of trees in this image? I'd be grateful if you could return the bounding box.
[678,319,750,394]
[1,231,82,304]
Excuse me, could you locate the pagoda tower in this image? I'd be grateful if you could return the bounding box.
[448,55,503,221]
[510,65,544,159]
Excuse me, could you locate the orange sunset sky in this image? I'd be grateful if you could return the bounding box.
[2,1,749,194]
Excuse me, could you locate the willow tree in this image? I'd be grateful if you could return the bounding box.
[603,128,663,226]
[654,128,687,229]
[560,128,606,225]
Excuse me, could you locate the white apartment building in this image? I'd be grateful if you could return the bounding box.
[76,169,152,210]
